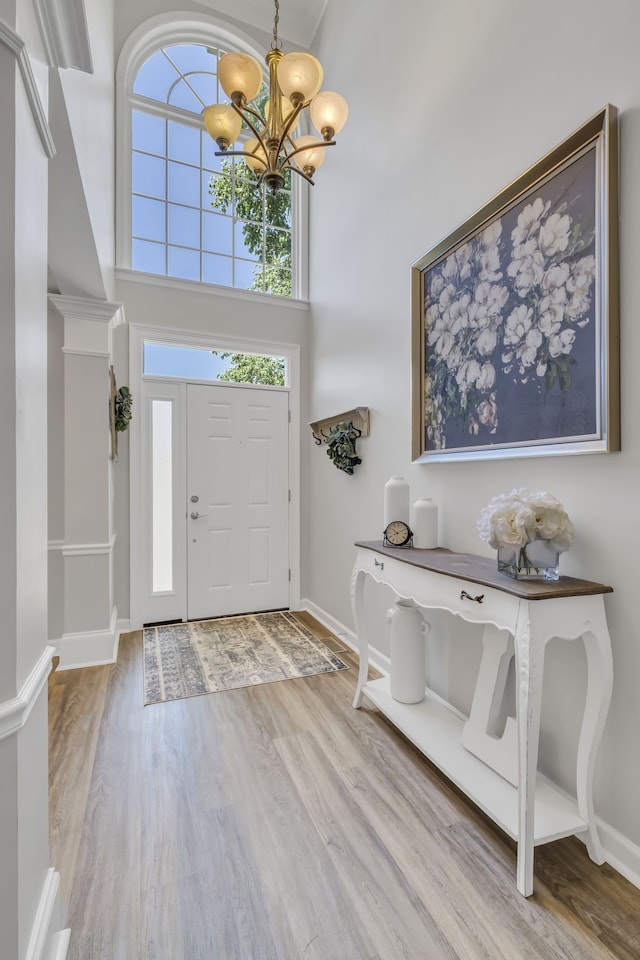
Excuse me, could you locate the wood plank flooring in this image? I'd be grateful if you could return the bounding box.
[49,626,640,960]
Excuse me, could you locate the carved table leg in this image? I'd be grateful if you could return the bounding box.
[577,600,614,863]
[514,601,545,897]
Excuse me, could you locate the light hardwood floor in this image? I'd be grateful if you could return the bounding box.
[49,626,640,960]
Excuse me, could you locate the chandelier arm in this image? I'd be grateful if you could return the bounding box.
[284,139,336,164]
[227,101,266,146]
[272,101,305,156]
[284,163,315,186]
[213,148,264,161]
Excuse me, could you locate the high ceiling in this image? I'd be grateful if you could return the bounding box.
[193,0,327,47]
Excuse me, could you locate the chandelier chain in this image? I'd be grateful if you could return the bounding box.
[272,0,281,49]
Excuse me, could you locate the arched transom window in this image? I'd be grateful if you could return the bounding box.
[127,40,293,297]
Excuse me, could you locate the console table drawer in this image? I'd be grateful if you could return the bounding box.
[360,548,519,632]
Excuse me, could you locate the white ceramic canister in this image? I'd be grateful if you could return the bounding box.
[388,600,426,703]
[412,497,438,549]
[383,476,410,529]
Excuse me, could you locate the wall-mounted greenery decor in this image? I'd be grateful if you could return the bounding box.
[325,421,362,474]
[109,365,133,461]
[310,407,369,475]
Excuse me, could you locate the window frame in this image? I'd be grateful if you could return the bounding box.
[116,12,308,301]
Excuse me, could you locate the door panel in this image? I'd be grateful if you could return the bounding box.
[186,383,289,620]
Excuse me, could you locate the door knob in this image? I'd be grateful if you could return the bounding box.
[190,511,205,519]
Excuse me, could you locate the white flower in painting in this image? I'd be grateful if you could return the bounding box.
[566,255,596,320]
[442,255,457,279]
[475,327,498,356]
[516,327,543,371]
[439,283,457,310]
[446,294,471,335]
[511,198,550,246]
[456,359,482,394]
[507,243,545,297]
[548,329,576,357]
[488,283,509,314]
[429,274,444,299]
[426,302,441,328]
[568,255,596,291]
[504,304,533,345]
[542,262,570,293]
[482,221,502,248]
[477,395,498,432]
[538,212,571,257]
[478,244,503,283]
[434,330,456,359]
[476,362,496,391]
[455,242,473,281]
[536,360,547,377]
[538,298,564,337]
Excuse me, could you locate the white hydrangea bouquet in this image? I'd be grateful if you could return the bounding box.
[477,488,574,580]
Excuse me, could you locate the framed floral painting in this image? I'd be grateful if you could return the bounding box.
[411,105,619,462]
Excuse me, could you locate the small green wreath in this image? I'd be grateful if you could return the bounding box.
[114,386,133,432]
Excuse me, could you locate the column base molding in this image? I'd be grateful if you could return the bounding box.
[56,606,119,669]
[25,868,69,960]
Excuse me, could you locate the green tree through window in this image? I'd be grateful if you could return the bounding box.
[209,161,292,297]
[211,351,285,385]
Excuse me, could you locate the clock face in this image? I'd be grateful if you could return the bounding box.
[384,520,412,546]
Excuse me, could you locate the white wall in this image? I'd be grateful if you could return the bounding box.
[308,0,640,863]
[53,0,116,300]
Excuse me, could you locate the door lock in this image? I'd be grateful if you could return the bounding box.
[190,495,199,503]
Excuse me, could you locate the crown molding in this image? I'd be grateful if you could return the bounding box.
[0,19,55,158]
[32,0,92,72]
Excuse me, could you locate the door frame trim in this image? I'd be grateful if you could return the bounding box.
[129,324,301,629]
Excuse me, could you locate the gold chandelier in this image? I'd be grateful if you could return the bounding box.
[202,0,348,193]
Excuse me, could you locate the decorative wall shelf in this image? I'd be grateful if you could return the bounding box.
[309,407,370,443]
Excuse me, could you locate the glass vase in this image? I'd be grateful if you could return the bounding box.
[497,538,560,581]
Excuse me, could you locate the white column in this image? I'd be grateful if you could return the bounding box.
[50,295,125,667]
[0,11,66,959]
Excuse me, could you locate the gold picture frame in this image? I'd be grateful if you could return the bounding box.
[411,105,619,462]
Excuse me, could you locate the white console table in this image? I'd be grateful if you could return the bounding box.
[351,541,614,897]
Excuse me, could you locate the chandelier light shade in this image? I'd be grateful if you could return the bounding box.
[276,52,323,102]
[217,52,263,102]
[202,104,242,149]
[202,0,348,192]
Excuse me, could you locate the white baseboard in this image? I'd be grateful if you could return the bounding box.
[299,598,390,676]
[596,819,640,890]
[56,607,120,669]
[46,929,70,960]
[300,598,640,892]
[117,617,131,634]
[25,869,64,960]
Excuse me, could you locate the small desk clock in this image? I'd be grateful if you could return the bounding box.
[383,520,413,548]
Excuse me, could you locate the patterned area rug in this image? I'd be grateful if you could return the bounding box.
[143,610,348,705]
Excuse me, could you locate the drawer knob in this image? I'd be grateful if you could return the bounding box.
[460,589,484,604]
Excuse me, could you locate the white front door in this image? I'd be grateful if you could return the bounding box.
[186,383,290,620]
